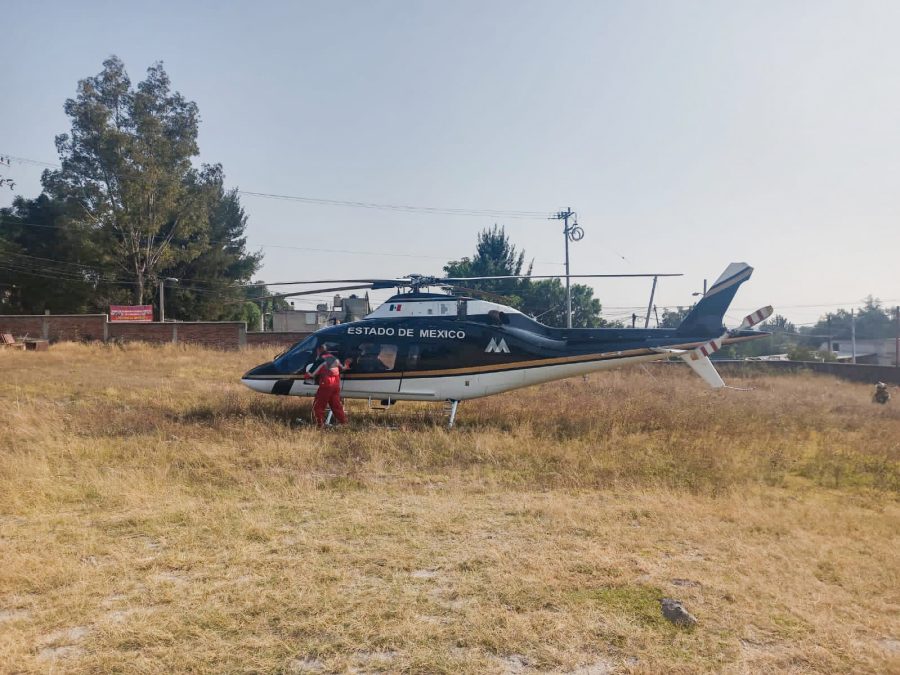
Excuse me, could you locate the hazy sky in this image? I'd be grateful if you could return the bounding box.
[3,1,899,325]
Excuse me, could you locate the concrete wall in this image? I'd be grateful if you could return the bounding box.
[714,359,900,385]
[272,311,327,332]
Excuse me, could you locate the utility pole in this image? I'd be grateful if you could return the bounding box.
[159,277,178,322]
[851,308,857,364]
[644,276,658,328]
[549,207,584,329]
[894,305,899,367]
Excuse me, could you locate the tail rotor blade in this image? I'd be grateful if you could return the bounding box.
[738,305,773,331]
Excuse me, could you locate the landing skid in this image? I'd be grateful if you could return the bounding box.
[292,400,461,429]
[444,400,459,428]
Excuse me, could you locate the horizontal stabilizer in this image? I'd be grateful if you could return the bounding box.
[679,352,725,389]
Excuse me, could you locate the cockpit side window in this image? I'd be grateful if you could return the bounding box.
[273,335,318,373]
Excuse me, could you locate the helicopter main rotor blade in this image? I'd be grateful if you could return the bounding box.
[240,284,377,304]
[440,273,683,282]
[249,272,684,291]
[261,278,411,287]
[443,284,513,304]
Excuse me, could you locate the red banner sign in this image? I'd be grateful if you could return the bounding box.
[109,305,154,322]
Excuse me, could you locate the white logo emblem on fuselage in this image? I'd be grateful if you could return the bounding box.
[485,338,510,353]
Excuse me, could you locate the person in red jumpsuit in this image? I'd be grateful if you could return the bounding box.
[306,344,349,428]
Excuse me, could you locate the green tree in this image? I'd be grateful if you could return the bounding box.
[2,56,262,320]
[659,305,693,328]
[0,195,131,313]
[762,314,796,334]
[806,297,893,339]
[158,171,261,320]
[42,57,212,305]
[517,278,611,328]
[443,224,531,301]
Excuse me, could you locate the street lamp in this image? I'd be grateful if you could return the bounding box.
[160,277,179,322]
[691,279,708,298]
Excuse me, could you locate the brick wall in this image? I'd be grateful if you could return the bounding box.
[177,323,246,349]
[0,316,46,339]
[107,322,173,344]
[245,331,311,349]
[46,315,106,341]
[107,321,247,349]
[0,314,304,350]
[0,314,106,341]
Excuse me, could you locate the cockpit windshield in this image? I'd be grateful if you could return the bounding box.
[273,335,318,374]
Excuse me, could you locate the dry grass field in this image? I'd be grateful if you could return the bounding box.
[0,343,898,674]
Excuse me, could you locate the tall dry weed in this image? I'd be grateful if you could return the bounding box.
[0,344,897,673]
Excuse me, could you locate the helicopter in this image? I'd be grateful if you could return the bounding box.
[242,262,772,426]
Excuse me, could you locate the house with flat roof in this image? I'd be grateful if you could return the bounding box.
[818,338,899,366]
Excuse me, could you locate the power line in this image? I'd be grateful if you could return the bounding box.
[0,154,58,168]
[237,190,550,219]
[0,253,252,295]
[731,299,900,311]
[3,245,897,313]
[1,152,551,219]
[1,218,568,266]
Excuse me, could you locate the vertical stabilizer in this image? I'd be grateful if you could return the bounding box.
[676,263,754,336]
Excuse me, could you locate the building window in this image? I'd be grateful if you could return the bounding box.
[832,343,840,351]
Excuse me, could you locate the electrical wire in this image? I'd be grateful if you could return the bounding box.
[1,153,551,219]
[1,219,568,267]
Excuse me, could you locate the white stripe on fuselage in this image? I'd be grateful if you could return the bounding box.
[241,351,670,401]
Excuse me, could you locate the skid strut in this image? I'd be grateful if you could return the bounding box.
[444,400,459,428]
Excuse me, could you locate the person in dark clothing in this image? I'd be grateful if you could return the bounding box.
[305,344,349,427]
[354,343,387,373]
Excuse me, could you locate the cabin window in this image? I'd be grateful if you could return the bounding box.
[406,344,421,369]
[349,343,398,372]
[403,342,457,371]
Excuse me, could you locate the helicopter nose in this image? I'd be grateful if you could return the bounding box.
[241,361,282,393]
